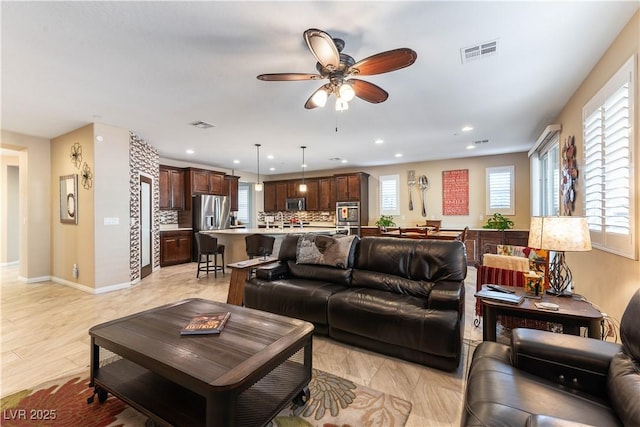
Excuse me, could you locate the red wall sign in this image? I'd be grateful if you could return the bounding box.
[443,169,469,215]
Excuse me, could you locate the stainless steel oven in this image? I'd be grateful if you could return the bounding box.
[336,201,360,226]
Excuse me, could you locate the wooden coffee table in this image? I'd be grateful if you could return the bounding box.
[477,286,603,341]
[88,298,313,427]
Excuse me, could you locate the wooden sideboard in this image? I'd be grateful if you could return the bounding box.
[464,229,530,265]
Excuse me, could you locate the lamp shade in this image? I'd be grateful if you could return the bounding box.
[528,216,592,252]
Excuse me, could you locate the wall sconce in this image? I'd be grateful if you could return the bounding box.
[255,143,263,192]
[299,146,307,192]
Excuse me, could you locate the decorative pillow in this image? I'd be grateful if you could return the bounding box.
[497,244,527,257]
[296,234,357,269]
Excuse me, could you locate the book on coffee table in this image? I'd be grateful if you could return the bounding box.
[181,312,231,335]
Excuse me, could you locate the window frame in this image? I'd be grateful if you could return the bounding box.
[582,54,636,260]
[379,174,400,216]
[486,165,515,215]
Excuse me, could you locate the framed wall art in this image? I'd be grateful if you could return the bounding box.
[60,174,78,224]
[443,169,469,215]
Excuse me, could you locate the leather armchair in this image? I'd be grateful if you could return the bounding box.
[462,289,640,427]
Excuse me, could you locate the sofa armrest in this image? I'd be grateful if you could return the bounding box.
[428,281,464,312]
[255,261,289,281]
[512,328,623,399]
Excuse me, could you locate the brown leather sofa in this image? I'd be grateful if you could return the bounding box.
[244,235,467,371]
[462,288,640,427]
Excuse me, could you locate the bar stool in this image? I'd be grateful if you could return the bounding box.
[195,232,225,278]
[245,234,275,259]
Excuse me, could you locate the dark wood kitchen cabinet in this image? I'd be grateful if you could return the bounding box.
[160,230,192,266]
[335,173,368,202]
[464,229,530,265]
[159,166,184,210]
[263,182,277,212]
[318,177,335,211]
[186,168,226,196]
[225,175,239,212]
[302,178,319,211]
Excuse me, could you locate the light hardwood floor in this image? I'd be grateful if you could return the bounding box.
[1,263,482,427]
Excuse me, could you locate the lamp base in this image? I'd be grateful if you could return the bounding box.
[545,288,573,297]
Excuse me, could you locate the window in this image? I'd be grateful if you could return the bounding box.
[583,55,636,259]
[486,166,515,215]
[540,140,560,215]
[379,174,400,216]
[237,182,252,227]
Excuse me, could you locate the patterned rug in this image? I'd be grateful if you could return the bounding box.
[1,368,411,427]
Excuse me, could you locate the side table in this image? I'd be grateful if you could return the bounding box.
[227,256,278,306]
[477,286,603,341]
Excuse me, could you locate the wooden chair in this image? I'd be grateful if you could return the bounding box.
[195,233,225,278]
[399,227,429,238]
[458,226,469,242]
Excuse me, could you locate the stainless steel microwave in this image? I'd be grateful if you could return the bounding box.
[286,197,306,211]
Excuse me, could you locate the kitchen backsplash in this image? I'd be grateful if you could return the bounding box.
[159,210,179,225]
[258,211,335,223]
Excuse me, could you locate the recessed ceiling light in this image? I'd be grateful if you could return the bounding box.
[95,135,104,142]
[395,153,403,158]
[186,149,195,154]
[233,159,240,164]
[267,155,274,160]
[375,139,384,144]
[269,167,276,171]
[462,126,473,132]
[341,159,348,163]
[466,144,475,150]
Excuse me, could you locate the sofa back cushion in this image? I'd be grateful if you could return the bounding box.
[607,352,640,427]
[279,234,302,261]
[352,237,467,296]
[287,260,353,286]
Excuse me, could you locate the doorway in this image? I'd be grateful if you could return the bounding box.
[140,175,152,278]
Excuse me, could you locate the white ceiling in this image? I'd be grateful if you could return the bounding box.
[2,1,638,176]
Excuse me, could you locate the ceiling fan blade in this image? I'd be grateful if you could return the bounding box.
[304,84,332,109]
[257,73,323,81]
[304,29,340,70]
[350,79,388,103]
[348,48,417,76]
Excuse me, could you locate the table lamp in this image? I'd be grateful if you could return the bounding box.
[528,216,592,296]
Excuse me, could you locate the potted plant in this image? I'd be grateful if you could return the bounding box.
[482,213,514,230]
[375,215,396,231]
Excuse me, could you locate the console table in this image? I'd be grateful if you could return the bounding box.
[477,286,603,341]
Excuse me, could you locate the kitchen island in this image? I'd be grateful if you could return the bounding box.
[200,227,340,264]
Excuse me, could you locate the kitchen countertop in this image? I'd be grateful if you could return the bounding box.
[202,227,338,235]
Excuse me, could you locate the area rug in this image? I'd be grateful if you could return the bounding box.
[1,368,411,427]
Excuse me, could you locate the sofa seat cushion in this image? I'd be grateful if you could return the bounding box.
[288,260,352,286]
[328,287,460,358]
[463,342,622,427]
[244,277,347,329]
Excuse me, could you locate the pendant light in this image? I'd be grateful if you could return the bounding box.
[299,146,307,193]
[255,143,263,192]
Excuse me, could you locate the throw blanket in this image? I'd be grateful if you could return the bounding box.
[296,234,357,269]
[483,253,530,272]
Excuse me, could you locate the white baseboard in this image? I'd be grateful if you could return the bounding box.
[50,277,133,294]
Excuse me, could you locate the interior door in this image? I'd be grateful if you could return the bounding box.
[140,175,152,278]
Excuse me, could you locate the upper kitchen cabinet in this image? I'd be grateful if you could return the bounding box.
[186,168,226,196]
[264,181,288,212]
[302,178,319,211]
[159,166,185,210]
[335,172,369,202]
[225,175,239,212]
[318,177,335,211]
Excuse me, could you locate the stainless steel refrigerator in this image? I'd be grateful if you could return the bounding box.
[192,195,231,261]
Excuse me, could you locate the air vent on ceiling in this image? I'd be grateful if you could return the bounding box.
[190,121,215,129]
[460,39,499,64]
[474,139,489,145]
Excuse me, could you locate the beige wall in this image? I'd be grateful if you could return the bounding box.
[267,152,531,229]
[1,155,20,264]
[94,123,131,289]
[0,130,51,281]
[51,125,95,287]
[556,11,639,322]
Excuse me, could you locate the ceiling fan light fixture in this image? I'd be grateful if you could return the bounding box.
[311,88,329,108]
[335,97,349,111]
[339,82,355,101]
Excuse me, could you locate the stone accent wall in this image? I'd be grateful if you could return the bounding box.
[129,132,160,281]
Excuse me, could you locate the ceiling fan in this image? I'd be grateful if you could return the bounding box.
[257,28,417,111]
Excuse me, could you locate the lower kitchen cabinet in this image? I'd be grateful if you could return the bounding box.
[160,230,192,267]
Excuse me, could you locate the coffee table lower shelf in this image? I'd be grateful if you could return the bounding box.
[93,357,309,427]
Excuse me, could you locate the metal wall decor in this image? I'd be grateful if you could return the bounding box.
[561,135,578,215]
[81,162,93,189]
[70,142,83,168]
[69,142,93,189]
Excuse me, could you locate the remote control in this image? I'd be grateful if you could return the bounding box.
[487,284,516,294]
